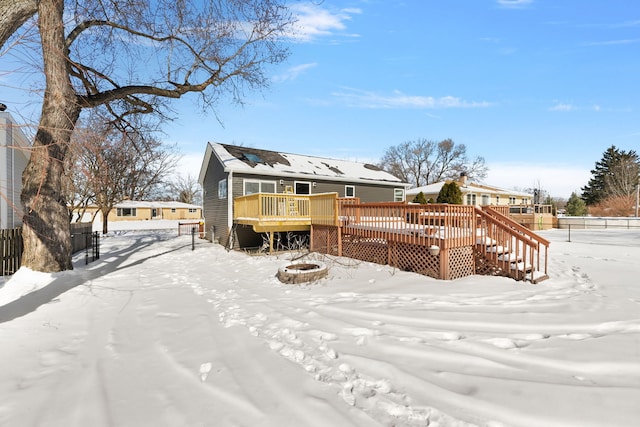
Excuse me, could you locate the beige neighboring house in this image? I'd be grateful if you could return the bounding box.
[78,200,202,223]
[406,173,532,207]
[0,110,31,228]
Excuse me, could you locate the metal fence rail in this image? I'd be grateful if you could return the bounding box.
[1,223,100,276]
[1,227,22,276]
[558,216,640,229]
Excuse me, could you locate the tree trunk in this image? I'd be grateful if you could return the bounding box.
[101,208,111,234]
[20,0,80,272]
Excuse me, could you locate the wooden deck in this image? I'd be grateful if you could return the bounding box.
[234,193,313,232]
[233,193,550,282]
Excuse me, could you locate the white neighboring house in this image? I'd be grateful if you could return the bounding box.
[0,110,31,229]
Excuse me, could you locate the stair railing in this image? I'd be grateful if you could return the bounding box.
[475,206,550,282]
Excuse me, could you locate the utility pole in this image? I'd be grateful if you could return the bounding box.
[636,183,639,217]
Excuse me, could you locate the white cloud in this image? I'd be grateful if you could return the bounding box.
[548,103,574,112]
[272,63,318,82]
[177,152,206,180]
[289,3,361,42]
[486,162,590,198]
[585,39,640,46]
[496,0,534,8]
[332,88,492,109]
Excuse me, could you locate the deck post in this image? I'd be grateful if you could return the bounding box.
[269,231,274,254]
[439,248,449,280]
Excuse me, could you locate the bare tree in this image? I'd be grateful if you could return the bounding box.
[605,155,640,199]
[379,138,488,187]
[589,194,636,217]
[63,126,97,222]
[0,0,293,272]
[170,174,202,205]
[66,119,178,233]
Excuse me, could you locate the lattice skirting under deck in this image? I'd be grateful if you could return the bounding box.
[311,226,476,280]
[311,225,340,256]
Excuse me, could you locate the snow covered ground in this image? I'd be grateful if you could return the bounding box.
[1,227,639,427]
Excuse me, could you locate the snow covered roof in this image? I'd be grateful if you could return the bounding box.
[406,179,532,198]
[199,142,407,186]
[113,200,201,209]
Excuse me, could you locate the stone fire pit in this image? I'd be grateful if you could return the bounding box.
[277,261,328,284]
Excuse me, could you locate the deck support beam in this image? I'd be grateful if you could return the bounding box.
[439,248,449,280]
[269,231,274,254]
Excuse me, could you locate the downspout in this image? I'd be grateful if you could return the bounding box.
[227,170,234,232]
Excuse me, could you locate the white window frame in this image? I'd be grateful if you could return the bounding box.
[509,196,517,205]
[393,188,405,202]
[466,194,477,206]
[345,185,356,198]
[117,207,136,217]
[294,181,311,195]
[481,194,490,206]
[243,179,277,195]
[218,179,227,199]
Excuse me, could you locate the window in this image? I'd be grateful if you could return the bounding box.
[481,195,490,206]
[295,181,311,195]
[218,179,227,199]
[245,181,260,195]
[509,197,516,205]
[171,208,176,213]
[188,208,197,213]
[244,180,277,195]
[393,188,405,202]
[262,182,276,194]
[466,194,477,206]
[152,208,158,217]
[117,207,136,217]
[345,185,355,198]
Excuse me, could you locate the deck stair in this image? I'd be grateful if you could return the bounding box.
[475,207,550,283]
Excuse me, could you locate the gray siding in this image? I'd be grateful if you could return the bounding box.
[201,155,230,245]
[203,167,405,250]
[232,173,402,201]
[1,113,30,228]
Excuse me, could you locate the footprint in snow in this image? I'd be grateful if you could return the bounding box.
[199,362,212,382]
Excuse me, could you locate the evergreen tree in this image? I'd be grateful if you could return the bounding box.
[566,192,588,216]
[412,191,428,204]
[436,182,463,204]
[581,146,640,205]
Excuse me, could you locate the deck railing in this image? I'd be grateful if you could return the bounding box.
[338,203,477,250]
[232,193,549,282]
[234,193,311,221]
[479,206,550,281]
[308,193,341,226]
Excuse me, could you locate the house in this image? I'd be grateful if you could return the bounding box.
[406,173,533,207]
[0,110,31,229]
[75,200,202,223]
[198,142,408,248]
[406,173,554,230]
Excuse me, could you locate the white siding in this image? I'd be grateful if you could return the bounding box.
[0,112,31,228]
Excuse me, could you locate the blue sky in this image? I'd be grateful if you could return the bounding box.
[2,0,639,198]
[168,0,640,198]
